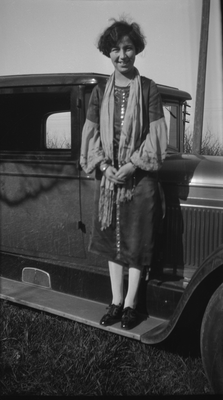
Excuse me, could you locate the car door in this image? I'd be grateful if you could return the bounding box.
[0,83,86,262]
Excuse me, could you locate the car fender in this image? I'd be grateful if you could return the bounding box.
[141,244,223,344]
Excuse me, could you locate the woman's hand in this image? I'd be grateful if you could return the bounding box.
[115,163,136,182]
[104,166,125,185]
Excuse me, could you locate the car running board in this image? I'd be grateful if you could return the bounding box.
[0,277,166,341]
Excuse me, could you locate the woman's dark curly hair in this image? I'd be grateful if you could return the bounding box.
[97,18,146,57]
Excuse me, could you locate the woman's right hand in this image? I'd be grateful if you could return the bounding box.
[104,166,125,185]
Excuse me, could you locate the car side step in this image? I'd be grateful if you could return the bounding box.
[0,277,166,341]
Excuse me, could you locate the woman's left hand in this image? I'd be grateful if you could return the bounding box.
[115,163,136,182]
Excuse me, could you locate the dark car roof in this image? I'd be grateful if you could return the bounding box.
[0,73,192,101]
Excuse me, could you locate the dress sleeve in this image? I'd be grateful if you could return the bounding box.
[130,80,168,171]
[80,86,106,174]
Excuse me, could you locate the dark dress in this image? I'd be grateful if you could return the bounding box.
[88,83,160,267]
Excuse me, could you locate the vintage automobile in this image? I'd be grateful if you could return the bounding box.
[0,73,222,393]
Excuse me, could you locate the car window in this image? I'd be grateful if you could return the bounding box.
[46,112,71,149]
[163,104,178,152]
[0,87,72,153]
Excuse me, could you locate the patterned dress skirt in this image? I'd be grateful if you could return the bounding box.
[88,168,159,268]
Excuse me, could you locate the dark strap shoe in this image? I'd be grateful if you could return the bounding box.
[121,307,138,330]
[100,303,123,326]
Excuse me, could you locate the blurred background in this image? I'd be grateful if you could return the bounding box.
[1,0,222,144]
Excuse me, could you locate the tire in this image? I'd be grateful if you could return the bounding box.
[200,283,223,394]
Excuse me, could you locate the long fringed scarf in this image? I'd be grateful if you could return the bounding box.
[99,68,143,230]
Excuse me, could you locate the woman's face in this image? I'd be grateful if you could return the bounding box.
[109,36,136,77]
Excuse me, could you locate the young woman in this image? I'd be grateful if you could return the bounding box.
[80,18,167,330]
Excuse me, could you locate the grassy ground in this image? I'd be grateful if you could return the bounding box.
[0,300,212,396]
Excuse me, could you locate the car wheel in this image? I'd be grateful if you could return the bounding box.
[200,282,223,394]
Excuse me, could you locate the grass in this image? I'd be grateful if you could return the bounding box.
[0,300,212,396]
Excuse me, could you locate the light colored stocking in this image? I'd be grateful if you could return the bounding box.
[124,266,141,309]
[108,261,124,305]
